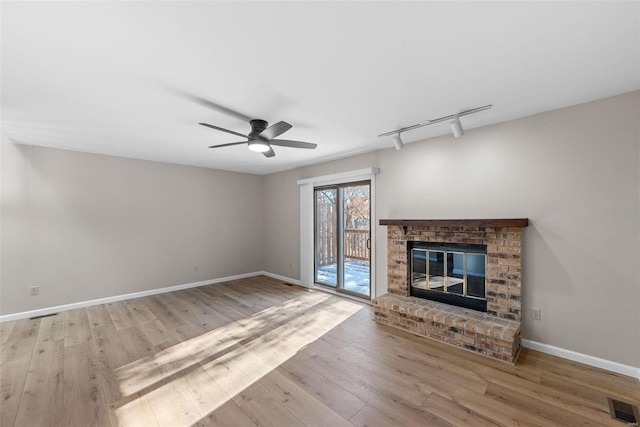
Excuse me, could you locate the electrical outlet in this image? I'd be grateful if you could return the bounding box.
[531,308,541,320]
[30,286,39,296]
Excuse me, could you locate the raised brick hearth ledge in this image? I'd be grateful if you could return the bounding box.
[373,294,521,362]
[375,218,528,363]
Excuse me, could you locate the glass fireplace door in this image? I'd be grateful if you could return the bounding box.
[410,242,488,312]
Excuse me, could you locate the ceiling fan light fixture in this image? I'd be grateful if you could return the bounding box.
[248,139,271,152]
[202,118,316,158]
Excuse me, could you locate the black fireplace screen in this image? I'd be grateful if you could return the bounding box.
[410,242,487,312]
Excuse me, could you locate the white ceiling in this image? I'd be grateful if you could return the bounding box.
[2,1,639,175]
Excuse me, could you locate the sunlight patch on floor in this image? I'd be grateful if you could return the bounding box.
[111,291,363,425]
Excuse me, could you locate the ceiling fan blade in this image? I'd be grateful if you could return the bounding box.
[199,123,249,139]
[260,121,292,140]
[270,139,317,149]
[262,148,276,158]
[208,141,246,149]
[184,94,253,121]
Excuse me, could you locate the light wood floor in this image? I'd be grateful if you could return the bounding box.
[1,276,638,426]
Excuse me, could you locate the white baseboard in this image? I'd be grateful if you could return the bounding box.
[259,271,302,286]
[0,271,263,323]
[522,339,640,381]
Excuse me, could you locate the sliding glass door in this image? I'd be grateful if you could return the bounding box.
[314,187,338,287]
[314,181,370,297]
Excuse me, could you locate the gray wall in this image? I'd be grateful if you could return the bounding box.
[1,135,265,314]
[263,91,640,367]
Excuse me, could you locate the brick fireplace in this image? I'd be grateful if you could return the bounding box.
[373,219,528,363]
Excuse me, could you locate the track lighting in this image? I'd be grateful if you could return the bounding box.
[391,133,404,151]
[379,104,491,143]
[450,117,464,138]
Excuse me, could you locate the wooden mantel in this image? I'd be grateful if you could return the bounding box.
[379,218,529,228]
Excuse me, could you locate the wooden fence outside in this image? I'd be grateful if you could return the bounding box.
[316,204,369,267]
[344,229,369,261]
[316,204,337,266]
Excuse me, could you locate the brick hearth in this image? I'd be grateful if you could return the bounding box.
[373,219,528,363]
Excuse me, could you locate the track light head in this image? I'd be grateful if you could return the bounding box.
[450,117,464,138]
[391,133,404,150]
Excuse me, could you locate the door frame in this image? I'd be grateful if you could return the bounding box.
[313,181,372,297]
[298,168,379,300]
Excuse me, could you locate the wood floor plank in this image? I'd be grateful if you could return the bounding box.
[540,369,639,406]
[193,398,258,427]
[192,287,253,320]
[144,295,190,330]
[158,292,225,333]
[374,321,543,381]
[302,346,452,425]
[137,319,180,349]
[182,288,236,327]
[349,404,409,427]
[278,357,366,420]
[143,295,201,342]
[307,339,434,406]
[64,308,92,347]
[13,335,64,426]
[2,276,639,427]
[478,365,622,425]
[0,319,40,427]
[422,393,499,427]
[200,285,260,317]
[125,298,158,325]
[0,320,16,345]
[198,343,258,405]
[520,348,639,385]
[105,301,136,331]
[537,362,640,403]
[215,282,272,310]
[37,313,65,342]
[90,324,132,405]
[195,331,310,427]
[362,391,454,427]
[342,322,498,392]
[173,363,240,422]
[63,342,110,426]
[135,364,202,427]
[452,387,558,427]
[239,283,289,306]
[520,349,640,397]
[117,325,157,361]
[344,341,489,395]
[109,391,160,426]
[260,370,353,427]
[232,382,306,427]
[484,382,612,427]
[86,304,114,329]
[340,340,462,400]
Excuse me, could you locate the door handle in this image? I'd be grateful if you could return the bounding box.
[366,238,371,250]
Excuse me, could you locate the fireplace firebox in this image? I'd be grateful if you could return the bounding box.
[409,242,487,312]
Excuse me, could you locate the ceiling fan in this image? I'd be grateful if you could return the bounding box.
[199,119,317,158]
